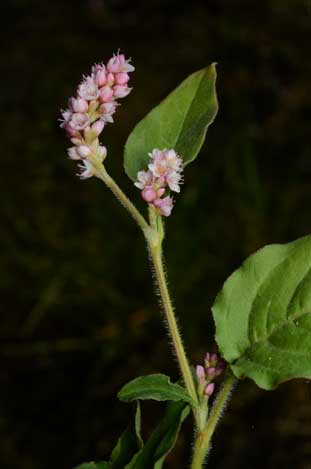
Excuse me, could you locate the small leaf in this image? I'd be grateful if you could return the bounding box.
[110,403,143,468]
[125,401,190,469]
[118,374,194,405]
[124,64,218,180]
[212,235,311,390]
[75,463,111,469]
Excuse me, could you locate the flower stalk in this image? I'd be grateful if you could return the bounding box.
[147,223,199,407]
[89,156,149,233]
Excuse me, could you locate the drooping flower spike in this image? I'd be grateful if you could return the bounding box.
[60,52,134,179]
[134,148,184,217]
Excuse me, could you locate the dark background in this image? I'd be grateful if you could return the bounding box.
[2,0,311,467]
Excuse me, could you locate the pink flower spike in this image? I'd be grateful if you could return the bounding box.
[99,86,114,103]
[115,72,130,85]
[142,188,157,202]
[61,53,135,178]
[113,85,132,99]
[91,120,105,137]
[204,383,215,397]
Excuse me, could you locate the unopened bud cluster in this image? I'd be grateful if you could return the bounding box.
[60,52,134,178]
[134,149,183,217]
[195,352,226,399]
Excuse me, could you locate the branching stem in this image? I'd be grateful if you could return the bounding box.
[191,371,236,468]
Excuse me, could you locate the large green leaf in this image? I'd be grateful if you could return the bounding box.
[125,401,190,469]
[212,235,311,390]
[118,374,195,405]
[110,403,143,468]
[124,64,218,180]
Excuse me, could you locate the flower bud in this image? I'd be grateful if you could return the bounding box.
[204,383,215,397]
[196,365,206,382]
[107,53,135,73]
[69,97,88,113]
[99,86,114,103]
[70,137,83,145]
[115,72,130,85]
[94,69,107,87]
[113,85,131,99]
[67,147,81,160]
[64,123,77,137]
[98,145,107,161]
[204,352,211,366]
[69,112,90,130]
[77,145,91,159]
[78,76,100,101]
[210,353,218,364]
[142,188,157,202]
[61,109,72,124]
[153,196,173,217]
[106,72,115,86]
[207,367,216,377]
[91,120,105,137]
[156,188,165,198]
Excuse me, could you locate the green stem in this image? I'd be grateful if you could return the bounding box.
[92,159,149,233]
[191,371,236,469]
[92,161,198,408]
[149,242,199,407]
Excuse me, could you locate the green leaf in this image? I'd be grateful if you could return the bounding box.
[124,64,218,180]
[75,463,111,469]
[212,235,311,390]
[125,401,190,469]
[118,374,195,405]
[110,403,143,468]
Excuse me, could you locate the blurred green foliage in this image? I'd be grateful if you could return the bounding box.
[1,0,311,468]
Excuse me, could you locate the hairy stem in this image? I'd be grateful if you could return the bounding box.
[93,163,198,408]
[191,371,236,469]
[149,243,199,407]
[92,159,149,233]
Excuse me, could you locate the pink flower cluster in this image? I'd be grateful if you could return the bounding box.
[60,52,134,178]
[134,149,183,217]
[195,353,226,399]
